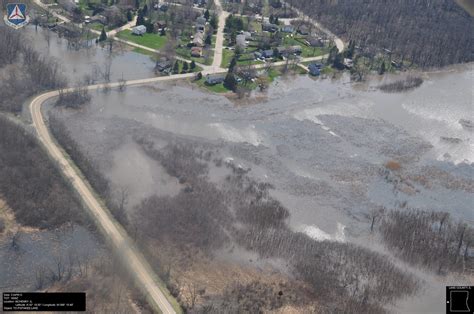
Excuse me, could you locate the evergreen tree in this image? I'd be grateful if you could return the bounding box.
[223,72,237,91]
[136,10,145,26]
[204,9,210,21]
[145,21,154,33]
[135,0,139,9]
[190,60,196,70]
[269,14,274,24]
[143,4,148,16]
[196,72,203,80]
[126,10,133,21]
[182,62,189,73]
[379,61,386,75]
[99,27,107,42]
[229,57,237,72]
[160,28,166,36]
[205,34,212,46]
[172,61,180,74]
[209,14,218,31]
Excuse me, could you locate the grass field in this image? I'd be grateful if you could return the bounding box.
[116,30,168,51]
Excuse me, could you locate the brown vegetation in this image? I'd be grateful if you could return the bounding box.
[385,160,401,171]
[379,77,423,93]
[289,0,474,67]
[380,209,473,274]
[0,116,86,229]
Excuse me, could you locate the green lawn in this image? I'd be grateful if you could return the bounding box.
[116,30,168,51]
[221,48,263,68]
[195,77,230,93]
[176,47,213,66]
[283,36,329,58]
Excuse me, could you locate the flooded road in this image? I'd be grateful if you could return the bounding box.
[49,64,473,239]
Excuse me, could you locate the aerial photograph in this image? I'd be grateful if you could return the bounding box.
[0,0,473,313]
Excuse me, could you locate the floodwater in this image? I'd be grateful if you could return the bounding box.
[20,25,156,84]
[0,225,103,291]
[49,64,474,237]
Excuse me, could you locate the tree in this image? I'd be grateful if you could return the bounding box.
[182,62,189,73]
[136,10,145,26]
[134,0,139,9]
[190,60,196,70]
[379,61,386,75]
[196,72,203,80]
[145,21,154,33]
[173,61,180,74]
[143,4,148,16]
[160,28,166,36]
[229,57,237,72]
[126,10,133,22]
[99,27,107,42]
[204,9,210,21]
[209,14,218,31]
[223,72,237,91]
[205,34,212,46]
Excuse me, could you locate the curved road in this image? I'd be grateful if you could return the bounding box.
[29,74,196,314]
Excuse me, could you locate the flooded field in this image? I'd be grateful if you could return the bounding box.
[0,225,103,291]
[48,65,474,240]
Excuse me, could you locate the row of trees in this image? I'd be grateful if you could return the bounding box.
[379,209,473,274]
[288,0,474,67]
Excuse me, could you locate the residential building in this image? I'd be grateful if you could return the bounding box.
[132,25,147,35]
[308,63,322,76]
[205,74,226,85]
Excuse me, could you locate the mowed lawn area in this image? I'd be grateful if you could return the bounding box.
[116,30,168,50]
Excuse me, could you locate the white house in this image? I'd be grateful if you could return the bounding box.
[132,25,146,35]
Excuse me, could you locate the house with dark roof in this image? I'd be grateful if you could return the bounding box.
[262,22,279,32]
[205,74,226,85]
[281,25,294,33]
[262,49,274,58]
[308,63,322,76]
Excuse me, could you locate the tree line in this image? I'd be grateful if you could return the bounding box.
[288,0,474,68]
[0,116,87,229]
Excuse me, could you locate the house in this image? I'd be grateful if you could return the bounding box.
[90,14,107,25]
[277,45,302,56]
[242,31,252,40]
[196,16,207,31]
[262,49,274,58]
[194,0,206,7]
[155,59,172,72]
[193,32,205,46]
[191,46,203,57]
[236,34,247,48]
[254,51,262,59]
[132,25,146,35]
[308,63,322,76]
[297,25,310,35]
[262,22,278,32]
[154,20,167,30]
[281,25,294,33]
[343,58,354,68]
[306,37,324,47]
[206,74,226,85]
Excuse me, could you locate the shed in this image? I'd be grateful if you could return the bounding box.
[132,25,146,35]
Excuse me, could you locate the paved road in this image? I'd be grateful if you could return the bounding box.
[211,0,229,72]
[29,74,196,314]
